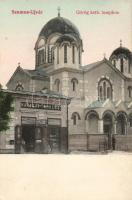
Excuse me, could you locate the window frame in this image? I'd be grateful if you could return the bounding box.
[98,78,112,101]
[64,44,67,63]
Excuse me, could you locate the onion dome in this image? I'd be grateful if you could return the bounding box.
[39,16,81,40]
[109,40,132,61]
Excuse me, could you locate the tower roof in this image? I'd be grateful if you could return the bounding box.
[39,16,81,40]
[110,46,132,61]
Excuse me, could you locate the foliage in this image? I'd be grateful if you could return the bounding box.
[0,88,14,132]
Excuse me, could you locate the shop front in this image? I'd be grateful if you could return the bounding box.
[6,90,70,154]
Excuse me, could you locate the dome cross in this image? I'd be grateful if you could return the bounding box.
[57,7,61,17]
[120,39,122,47]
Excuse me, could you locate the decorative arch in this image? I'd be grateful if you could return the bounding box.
[71,112,81,120]
[116,111,128,121]
[85,110,99,120]
[60,42,71,48]
[71,78,78,84]
[85,110,99,134]
[102,110,116,120]
[34,36,46,50]
[71,41,78,48]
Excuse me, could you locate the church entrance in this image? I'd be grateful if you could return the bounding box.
[116,112,127,135]
[103,113,113,150]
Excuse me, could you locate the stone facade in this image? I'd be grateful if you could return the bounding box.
[1,13,132,153]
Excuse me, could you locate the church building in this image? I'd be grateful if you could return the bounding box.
[1,10,132,153]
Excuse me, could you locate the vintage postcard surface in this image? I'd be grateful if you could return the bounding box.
[0,0,132,199]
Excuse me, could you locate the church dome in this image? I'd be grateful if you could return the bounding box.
[39,16,81,40]
[110,46,132,61]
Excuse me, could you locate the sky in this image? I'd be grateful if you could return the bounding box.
[0,0,132,88]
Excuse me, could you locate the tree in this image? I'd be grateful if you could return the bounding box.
[0,85,14,132]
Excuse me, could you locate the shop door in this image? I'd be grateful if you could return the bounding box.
[48,126,60,153]
[22,125,35,152]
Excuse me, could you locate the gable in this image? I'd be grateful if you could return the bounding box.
[6,67,31,90]
[84,59,125,80]
[84,61,125,92]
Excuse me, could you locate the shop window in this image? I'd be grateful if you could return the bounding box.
[35,128,42,140]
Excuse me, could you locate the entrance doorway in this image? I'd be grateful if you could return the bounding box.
[103,113,113,150]
[48,126,60,153]
[22,125,35,152]
[116,113,127,135]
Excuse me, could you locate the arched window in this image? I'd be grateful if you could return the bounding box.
[72,45,75,64]
[54,79,60,92]
[38,49,44,65]
[120,58,124,73]
[116,112,127,135]
[128,86,132,98]
[71,112,81,125]
[113,59,116,67]
[73,115,77,125]
[98,78,112,101]
[47,45,54,63]
[57,46,59,64]
[71,78,78,92]
[51,47,54,63]
[64,44,67,63]
[48,45,50,63]
[78,48,81,64]
[128,60,131,73]
[103,82,106,100]
[15,82,24,91]
[44,47,46,63]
